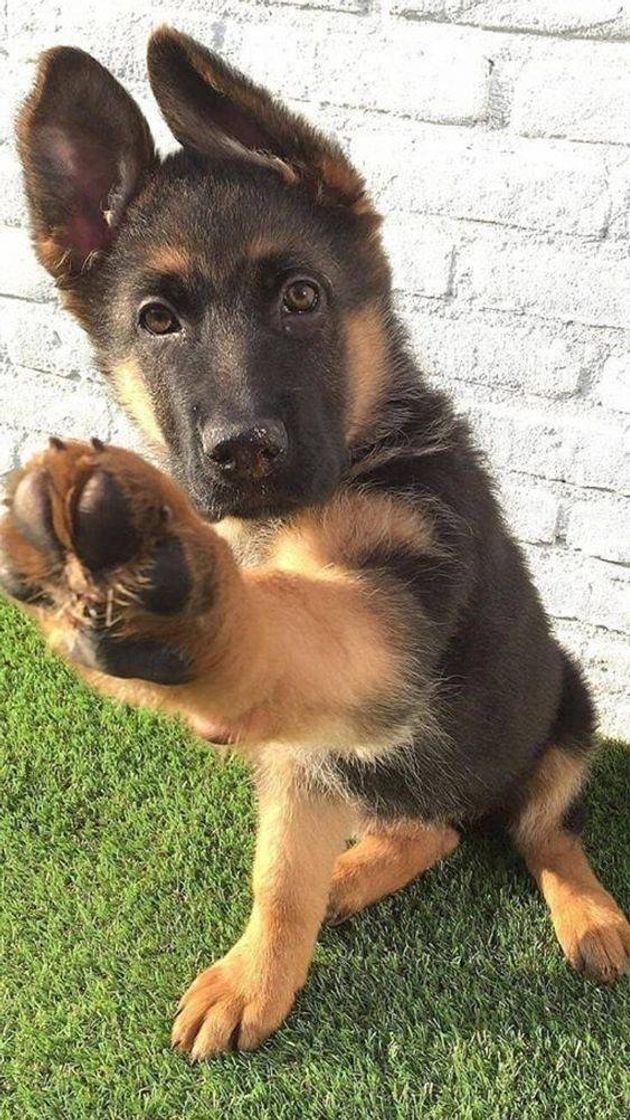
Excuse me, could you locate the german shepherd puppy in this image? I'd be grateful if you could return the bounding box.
[2,28,628,1058]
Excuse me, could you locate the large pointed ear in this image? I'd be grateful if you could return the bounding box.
[147,27,374,218]
[17,47,156,287]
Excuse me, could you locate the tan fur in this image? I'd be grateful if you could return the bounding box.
[111,359,166,449]
[233,562,403,749]
[513,746,587,849]
[172,786,353,1057]
[37,234,72,278]
[179,488,435,753]
[244,238,285,260]
[7,443,432,759]
[523,831,630,983]
[344,305,389,444]
[327,819,460,922]
[145,245,194,274]
[316,153,374,215]
[1,440,452,1055]
[209,488,436,753]
[512,745,630,982]
[271,488,434,573]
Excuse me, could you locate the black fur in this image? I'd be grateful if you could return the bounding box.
[332,366,592,825]
[69,630,194,685]
[16,29,597,831]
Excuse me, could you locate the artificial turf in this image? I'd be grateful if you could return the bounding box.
[1,597,629,1120]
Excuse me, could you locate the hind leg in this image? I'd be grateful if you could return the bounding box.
[512,746,630,984]
[326,819,460,925]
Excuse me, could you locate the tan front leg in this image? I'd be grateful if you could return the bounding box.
[327,819,460,924]
[172,786,353,1058]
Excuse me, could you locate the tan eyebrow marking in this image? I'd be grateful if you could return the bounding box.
[145,246,196,274]
[244,238,282,261]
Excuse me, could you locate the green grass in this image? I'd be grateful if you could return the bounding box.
[1,598,629,1120]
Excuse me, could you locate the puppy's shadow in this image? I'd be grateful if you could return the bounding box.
[299,745,630,1055]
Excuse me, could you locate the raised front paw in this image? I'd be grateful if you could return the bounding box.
[172,947,297,1058]
[0,438,217,685]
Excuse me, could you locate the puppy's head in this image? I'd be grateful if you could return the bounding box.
[17,28,392,520]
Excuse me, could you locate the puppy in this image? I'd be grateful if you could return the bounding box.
[1,28,628,1058]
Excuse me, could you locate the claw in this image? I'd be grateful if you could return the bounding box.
[325,909,351,927]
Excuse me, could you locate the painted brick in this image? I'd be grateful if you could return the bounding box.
[272,0,368,9]
[465,405,572,482]
[392,0,453,14]
[0,367,112,440]
[383,216,454,297]
[0,425,20,476]
[525,544,589,622]
[1,298,94,380]
[525,546,630,635]
[0,226,54,303]
[564,497,630,565]
[0,148,28,227]
[588,563,630,635]
[459,232,630,331]
[7,1,63,49]
[554,621,630,739]
[392,1,630,39]
[594,355,630,414]
[571,421,630,492]
[400,304,597,400]
[512,44,630,145]
[582,627,630,735]
[497,476,560,544]
[464,403,630,492]
[0,57,36,146]
[229,17,492,123]
[351,129,611,237]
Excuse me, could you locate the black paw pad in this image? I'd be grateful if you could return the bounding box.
[12,470,60,557]
[139,536,192,615]
[68,630,193,685]
[73,470,139,573]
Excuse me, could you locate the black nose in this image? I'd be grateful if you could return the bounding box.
[202,420,288,480]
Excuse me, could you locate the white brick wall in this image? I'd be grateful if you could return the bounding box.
[0,0,628,738]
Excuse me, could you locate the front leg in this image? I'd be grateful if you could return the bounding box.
[173,787,352,1057]
[1,441,443,1056]
[0,440,432,752]
[0,437,257,722]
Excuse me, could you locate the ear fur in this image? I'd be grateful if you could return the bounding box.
[17,46,156,285]
[147,27,377,218]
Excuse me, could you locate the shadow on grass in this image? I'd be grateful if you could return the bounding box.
[264,744,630,1061]
[1,599,628,1116]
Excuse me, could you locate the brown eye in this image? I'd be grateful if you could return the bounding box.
[282,279,320,314]
[139,303,181,335]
